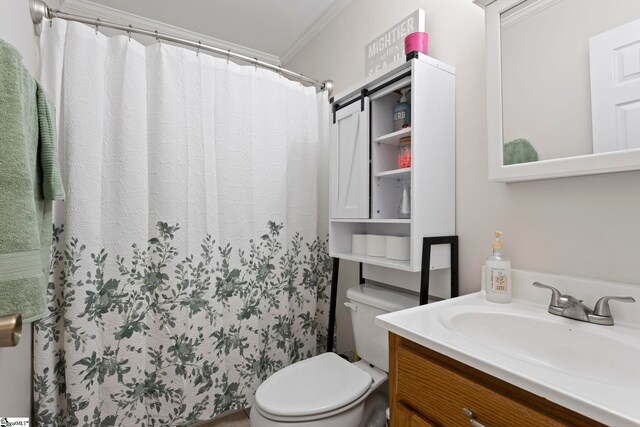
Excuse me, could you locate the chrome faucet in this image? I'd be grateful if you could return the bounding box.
[533,282,635,326]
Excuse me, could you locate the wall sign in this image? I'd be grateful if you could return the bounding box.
[365,9,425,76]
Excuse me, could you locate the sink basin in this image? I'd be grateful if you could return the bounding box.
[440,307,640,388]
[375,284,640,427]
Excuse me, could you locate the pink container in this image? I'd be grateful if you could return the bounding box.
[404,32,429,56]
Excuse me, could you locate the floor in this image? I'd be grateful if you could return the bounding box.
[199,409,251,427]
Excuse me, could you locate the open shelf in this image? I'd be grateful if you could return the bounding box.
[374,127,411,146]
[374,167,411,179]
[329,252,416,272]
[330,218,411,224]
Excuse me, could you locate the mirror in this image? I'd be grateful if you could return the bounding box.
[483,0,640,181]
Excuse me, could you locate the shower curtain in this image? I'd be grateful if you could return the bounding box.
[33,20,331,426]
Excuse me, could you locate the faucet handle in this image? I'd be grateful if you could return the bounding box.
[593,296,636,317]
[532,282,563,307]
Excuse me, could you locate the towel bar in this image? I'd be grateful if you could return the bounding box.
[0,313,22,347]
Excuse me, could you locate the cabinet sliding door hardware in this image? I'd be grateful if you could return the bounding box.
[331,71,412,117]
[360,89,368,111]
[406,51,420,61]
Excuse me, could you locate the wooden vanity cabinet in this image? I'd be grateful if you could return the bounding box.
[395,403,438,427]
[388,333,604,427]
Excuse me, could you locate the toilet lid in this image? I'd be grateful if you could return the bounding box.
[255,352,372,417]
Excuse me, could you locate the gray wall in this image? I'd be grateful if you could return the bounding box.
[0,0,42,417]
[285,0,640,353]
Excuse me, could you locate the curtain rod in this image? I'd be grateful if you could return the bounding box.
[29,0,334,95]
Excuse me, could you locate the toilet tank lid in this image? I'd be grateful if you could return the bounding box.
[346,283,419,312]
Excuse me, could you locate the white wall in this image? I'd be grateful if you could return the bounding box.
[285,0,640,353]
[0,0,47,418]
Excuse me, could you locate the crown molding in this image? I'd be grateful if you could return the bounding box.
[59,0,281,65]
[473,0,497,9]
[280,0,352,65]
[500,0,563,29]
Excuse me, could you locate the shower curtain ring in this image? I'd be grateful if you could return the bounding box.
[155,30,160,45]
[127,24,132,41]
[94,18,100,35]
[196,41,201,56]
[254,58,258,72]
[278,65,282,78]
[226,49,230,64]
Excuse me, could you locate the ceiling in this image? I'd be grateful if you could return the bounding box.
[70,0,347,62]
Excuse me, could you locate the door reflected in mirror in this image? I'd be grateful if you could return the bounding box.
[500,0,640,165]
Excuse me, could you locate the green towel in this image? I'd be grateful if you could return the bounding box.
[0,39,65,322]
[37,85,65,200]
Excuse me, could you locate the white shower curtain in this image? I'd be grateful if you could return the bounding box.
[34,20,330,426]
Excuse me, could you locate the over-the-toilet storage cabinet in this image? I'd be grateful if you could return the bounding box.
[329,54,455,272]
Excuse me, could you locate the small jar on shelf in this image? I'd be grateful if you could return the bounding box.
[397,136,411,169]
[397,179,411,219]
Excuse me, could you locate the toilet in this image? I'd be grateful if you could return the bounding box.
[250,283,419,427]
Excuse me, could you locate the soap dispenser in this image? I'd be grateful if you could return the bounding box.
[393,89,411,131]
[485,231,512,303]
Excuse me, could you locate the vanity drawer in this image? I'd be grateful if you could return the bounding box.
[395,344,564,427]
[395,402,438,427]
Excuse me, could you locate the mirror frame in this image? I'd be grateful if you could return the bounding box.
[482,0,640,182]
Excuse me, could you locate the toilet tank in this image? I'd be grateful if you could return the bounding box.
[346,283,419,372]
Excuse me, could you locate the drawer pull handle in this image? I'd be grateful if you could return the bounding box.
[462,408,487,427]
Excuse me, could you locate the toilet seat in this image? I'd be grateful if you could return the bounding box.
[254,353,373,421]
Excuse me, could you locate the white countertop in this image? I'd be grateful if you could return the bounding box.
[375,269,640,426]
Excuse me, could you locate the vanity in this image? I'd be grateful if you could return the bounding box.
[376,270,640,426]
[387,334,599,427]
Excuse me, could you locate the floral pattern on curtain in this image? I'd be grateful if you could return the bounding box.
[35,222,331,426]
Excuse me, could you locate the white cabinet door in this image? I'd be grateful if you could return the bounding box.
[330,98,370,218]
[590,18,640,153]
